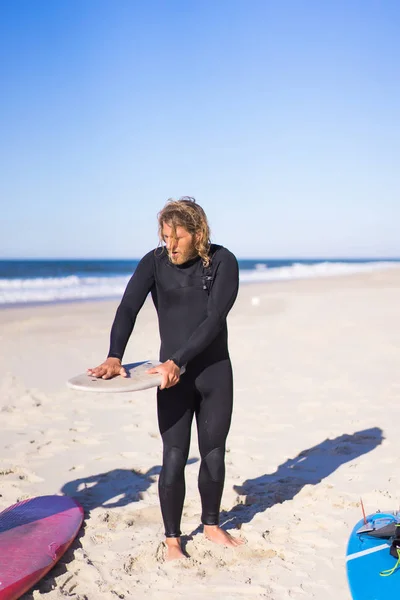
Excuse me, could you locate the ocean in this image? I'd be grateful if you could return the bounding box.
[0,257,399,307]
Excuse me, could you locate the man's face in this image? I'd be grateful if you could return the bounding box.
[162,222,198,265]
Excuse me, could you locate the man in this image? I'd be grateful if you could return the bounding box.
[88,197,244,560]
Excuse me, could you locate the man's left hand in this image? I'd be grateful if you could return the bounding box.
[147,360,180,390]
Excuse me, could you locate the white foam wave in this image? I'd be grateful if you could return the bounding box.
[0,262,398,306]
[0,275,131,305]
[239,261,399,283]
[0,275,81,289]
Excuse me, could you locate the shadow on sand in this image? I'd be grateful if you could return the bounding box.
[61,457,197,512]
[61,465,162,512]
[220,427,384,530]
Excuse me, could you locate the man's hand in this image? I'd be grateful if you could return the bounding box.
[147,360,180,390]
[87,357,127,379]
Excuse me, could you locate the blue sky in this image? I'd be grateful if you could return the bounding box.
[1,0,399,259]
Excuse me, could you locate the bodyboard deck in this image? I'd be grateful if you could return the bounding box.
[67,360,162,392]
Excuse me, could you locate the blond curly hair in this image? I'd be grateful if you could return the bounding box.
[157,197,211,267]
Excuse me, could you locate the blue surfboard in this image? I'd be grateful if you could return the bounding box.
[346,511,400,599]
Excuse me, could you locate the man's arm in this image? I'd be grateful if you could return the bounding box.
[170,248,239,367]
[107,251,155,361]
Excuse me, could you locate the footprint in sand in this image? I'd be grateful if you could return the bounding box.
[72,437,101,446]
[90,532,113,545]
[130,505,161,525]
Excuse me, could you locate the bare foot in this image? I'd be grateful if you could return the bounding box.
[203,525,245,547]
[165,537,186,561]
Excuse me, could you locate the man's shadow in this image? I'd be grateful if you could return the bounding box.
[61,466,160,512]
[220,427,384,529]
[61,458,198,513]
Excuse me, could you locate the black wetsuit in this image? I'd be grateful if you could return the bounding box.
[108,244,239,537]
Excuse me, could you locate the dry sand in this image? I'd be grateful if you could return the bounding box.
[1,267,400,599]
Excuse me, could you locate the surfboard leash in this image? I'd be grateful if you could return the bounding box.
[380,524,400,577]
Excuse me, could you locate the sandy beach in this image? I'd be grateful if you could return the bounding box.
[1,267,400,600]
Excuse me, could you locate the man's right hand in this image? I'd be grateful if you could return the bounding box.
[87,357,127,379]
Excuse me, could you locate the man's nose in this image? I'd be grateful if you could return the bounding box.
[167,238,177,251]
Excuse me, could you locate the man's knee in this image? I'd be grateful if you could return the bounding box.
[201,447,225,482]
[161,446,187,486]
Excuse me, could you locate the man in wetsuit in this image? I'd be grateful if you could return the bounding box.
[88,197,244,560]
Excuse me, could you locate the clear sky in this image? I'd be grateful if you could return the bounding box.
[1,0,399,259]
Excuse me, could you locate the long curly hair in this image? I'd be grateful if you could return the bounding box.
[157,197,211,267]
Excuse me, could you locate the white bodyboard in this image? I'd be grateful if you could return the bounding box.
[67,360,165,392]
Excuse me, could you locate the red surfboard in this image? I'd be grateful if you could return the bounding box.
[0,495,84,600]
